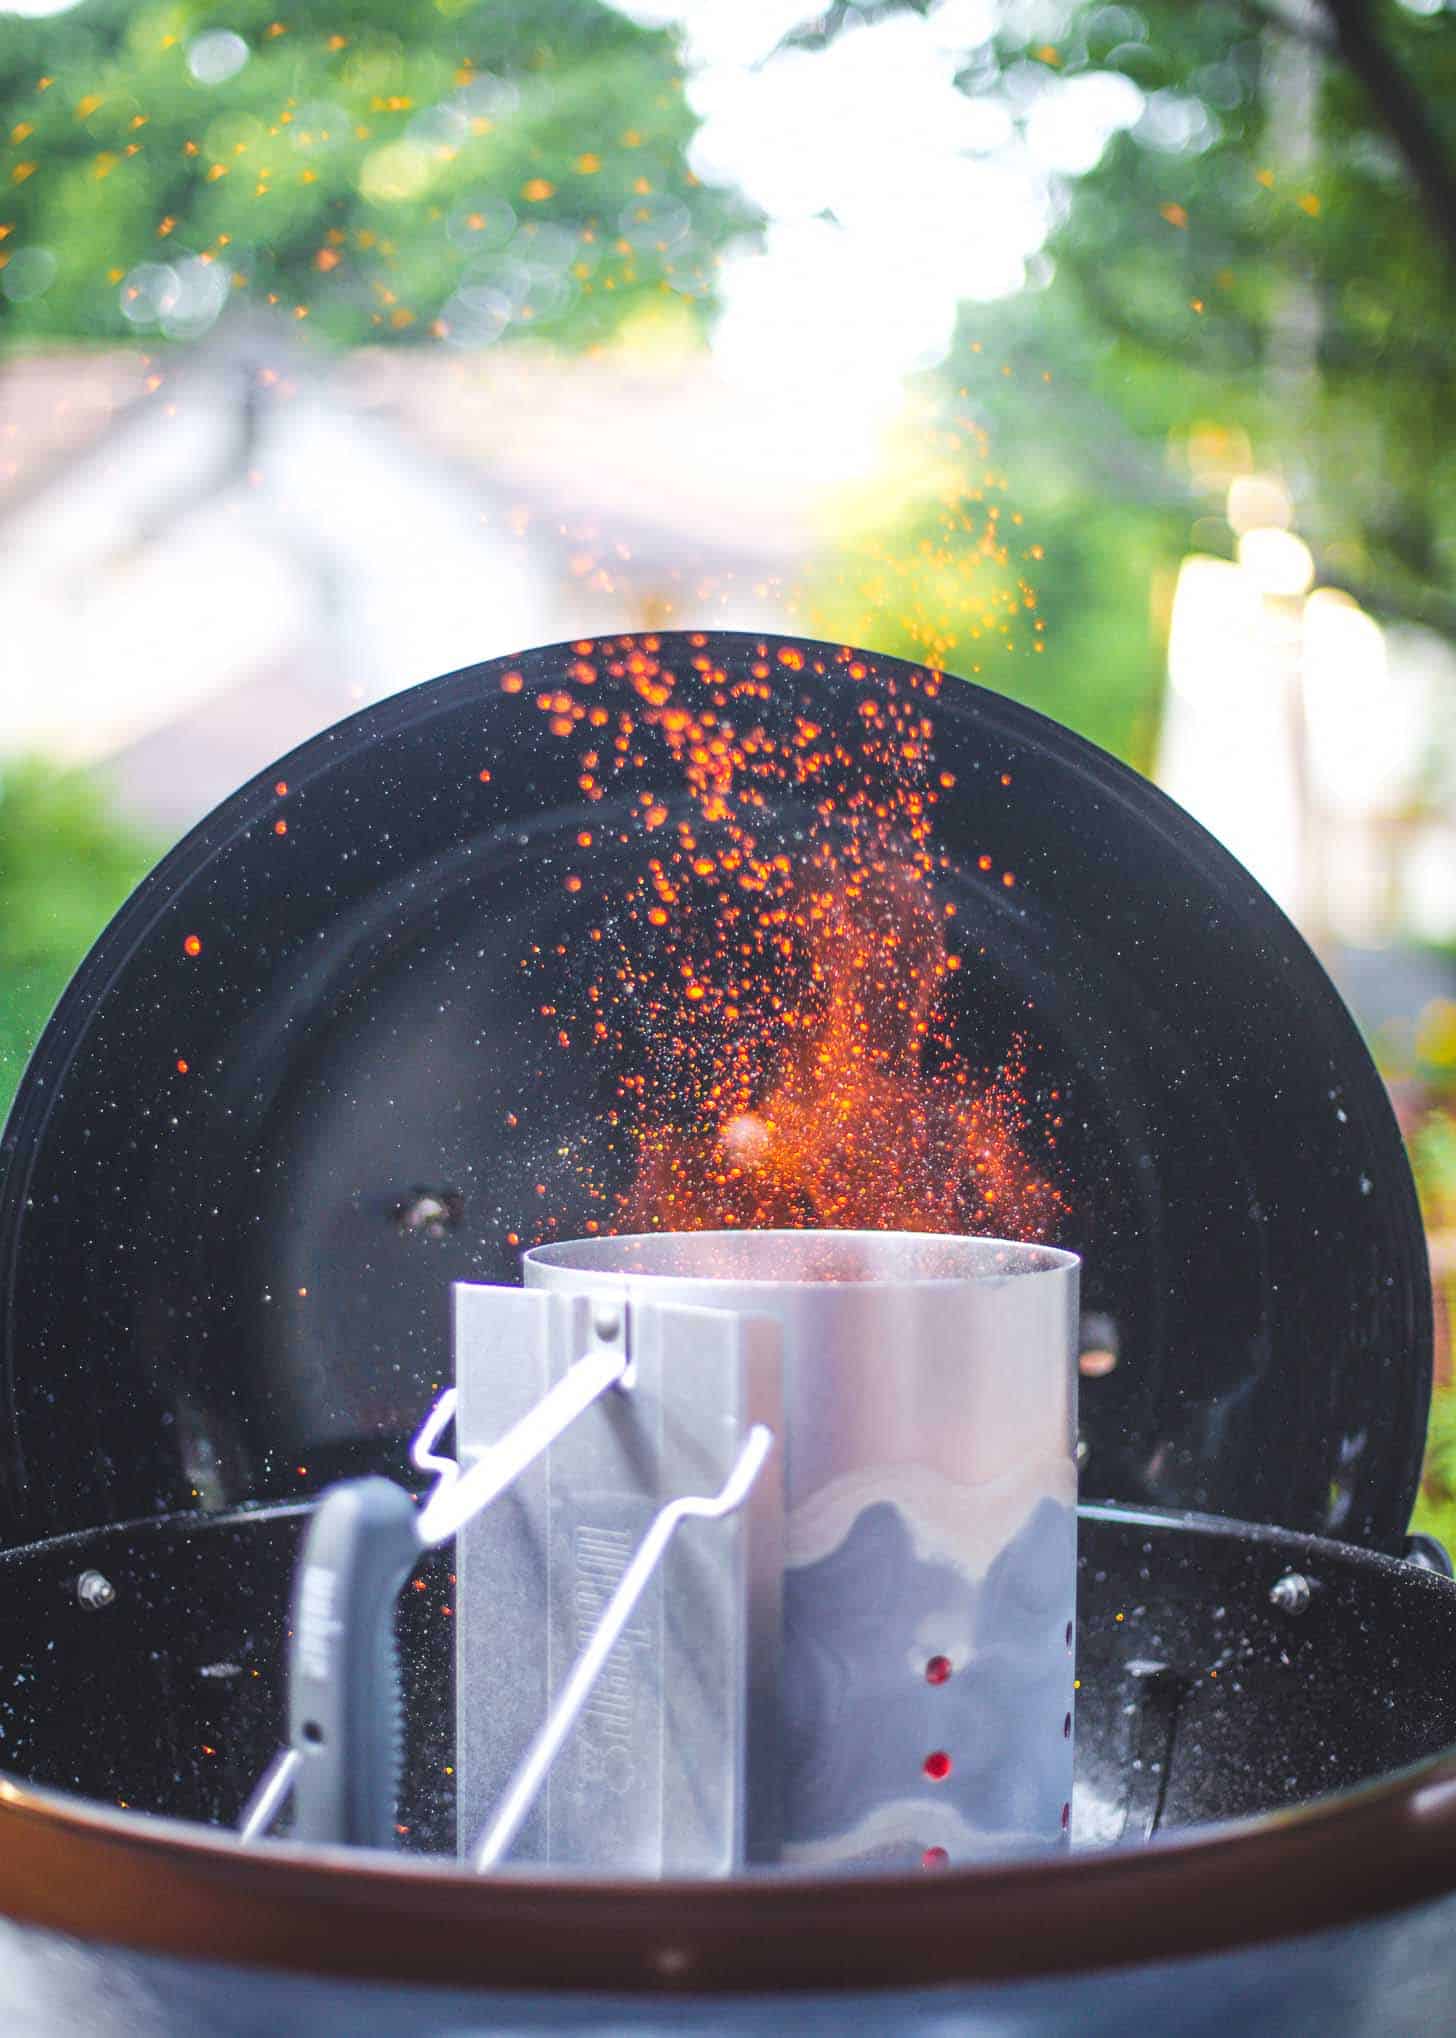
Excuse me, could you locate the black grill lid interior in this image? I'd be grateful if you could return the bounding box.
[0,632,1430,1551]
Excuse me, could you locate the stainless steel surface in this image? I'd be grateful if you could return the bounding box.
[522,1229,1080,1873]
[472,1424,775,1871]
[4,1895,1454,2038]
[420,1306,629,1547]
[454,1280,784,1877]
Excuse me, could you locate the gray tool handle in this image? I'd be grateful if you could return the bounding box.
[286,1476,421,1849]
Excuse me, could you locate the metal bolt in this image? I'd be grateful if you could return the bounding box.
[593,1300,632,1387]
[395,1188,463,1240]
[1269,1571,1312,1616]
[1403,1533,1454,1578]
[76,1569,116,1612]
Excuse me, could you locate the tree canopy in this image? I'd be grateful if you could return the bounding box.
[0,763,157,1119]
[804,1,1456,764]
[0,0,755,350]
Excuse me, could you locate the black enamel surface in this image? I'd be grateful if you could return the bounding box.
[0,1505,1450,1848]
[0,631,1430,1547]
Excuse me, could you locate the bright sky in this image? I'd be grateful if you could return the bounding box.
[2,0,1146,450]
[618,0,1145,446]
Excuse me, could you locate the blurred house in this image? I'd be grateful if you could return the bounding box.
[1155,491,1456,1382]
[1156,483,1456,957]
[0,324,823,838]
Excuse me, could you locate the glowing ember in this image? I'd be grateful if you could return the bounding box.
[515,637,1066,1246]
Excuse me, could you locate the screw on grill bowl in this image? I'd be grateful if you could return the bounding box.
[1403,1533,1455,1578]
[1269,1571,1313,1616]
[75,1570,116,1611]
[394,1189,464,1241]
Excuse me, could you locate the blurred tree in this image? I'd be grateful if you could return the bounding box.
[997,0,1456,630]
[0,762,157,1124]
[0,0,757,1115]
[806,0,1456,764]
[0,0,756,351]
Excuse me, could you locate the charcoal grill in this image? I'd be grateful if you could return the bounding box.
[0,629,1450,2035]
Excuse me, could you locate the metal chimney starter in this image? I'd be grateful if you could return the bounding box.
[455,1229,1080,1875]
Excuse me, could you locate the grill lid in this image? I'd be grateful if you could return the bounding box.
[0,631,1430,1551]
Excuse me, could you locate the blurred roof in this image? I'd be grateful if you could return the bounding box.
[0,328,824,830]
[0,332,826,570]
[342,344,830,571]
[0,348,155,519]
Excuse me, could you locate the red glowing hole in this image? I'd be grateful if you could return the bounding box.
[182,934,202,957]
[274,780,288,797]
[274,819,288,836]
[175,1058,189,1075]
[921,1846,949,1871]
[924,1655,952,1686]
[923,1751,952,1782]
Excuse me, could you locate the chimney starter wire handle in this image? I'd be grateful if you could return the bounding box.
[238,1295,635,1849]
